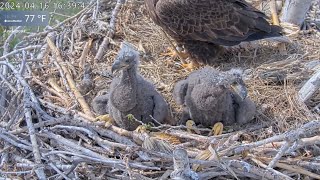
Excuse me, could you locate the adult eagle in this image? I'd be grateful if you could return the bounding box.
[144,0,282,67]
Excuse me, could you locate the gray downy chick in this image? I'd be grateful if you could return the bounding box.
[108,42,170,131]
[77,64,94,96]
[91,90,109,115]
[173,67,256,127]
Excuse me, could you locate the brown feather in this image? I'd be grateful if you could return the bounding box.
[144,0,282,64]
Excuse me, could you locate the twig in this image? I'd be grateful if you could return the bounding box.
[0,61,51,120]
[23,89,46,179]
[1,91,22,127]
[0,145,9,168]
[228,160,293,180]
[270,0,287,55]
[77,131,93,145]
[0,26,23,114]
[223,120,320,156]
[274,162,320,179]
[167,129,210,143]
[0,45,43,60]
[51,125,128,150]
[10,117,67,134]
[0,73,18,94]
[79,38,93,69]
[91,126,137,146]
[299,69,320,102]
[297,161,320,171]
[19,50,27,76]
[198,169,231,180]
[36,32,55,60]
[267,142,291,168]
[257,156,320,179]
[39,99,96,122]
[50,12,71,18]
[32,78,69,103]
[0,130,34,151]
[12,154,34,164]
[46,37,94,118]
[23,29,53,40]
[42,149,160,171]
[92,0,99,20]
[43,130,113,159]
[48,162,72,180]
[3,26,22,54]
[47,78,70,100]
[16,163,72,171]
[53,2,95,30]
[0,170,33,175]
[270,0,280,26]
[94,0,125,61]
[286,135,320,154]
[51,60,77,103]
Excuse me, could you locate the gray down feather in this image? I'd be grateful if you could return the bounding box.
[91,90,109,115]
[173,67,256,127]
[95,42,169,131]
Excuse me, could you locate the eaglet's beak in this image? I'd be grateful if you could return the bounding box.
[111,60,127,74]
[230,80,248,101]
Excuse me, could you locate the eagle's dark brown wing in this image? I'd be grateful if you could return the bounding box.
[149,0,281,46]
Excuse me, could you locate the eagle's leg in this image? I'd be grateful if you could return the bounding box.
[161,46,200,70]
[160,30,189,65]
[160,39,199,70]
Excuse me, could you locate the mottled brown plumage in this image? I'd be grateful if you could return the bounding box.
[144,0,282,64]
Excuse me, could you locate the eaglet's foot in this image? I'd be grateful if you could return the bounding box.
[208,122,224,136]
[95,114,113,127]
[160,47,189,61]
[186,120,201,134]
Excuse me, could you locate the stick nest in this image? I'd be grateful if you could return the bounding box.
[1,0,320,179]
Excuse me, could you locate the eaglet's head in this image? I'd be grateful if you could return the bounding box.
[225,68,248,101]
[111,42,140,74]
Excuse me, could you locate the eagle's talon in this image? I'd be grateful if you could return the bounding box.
[161,47,189,63]
[181,59,200,71]
[160,47,178,58]
[181,63,196,71]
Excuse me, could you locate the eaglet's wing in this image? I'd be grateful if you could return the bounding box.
[155,0,280,46]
